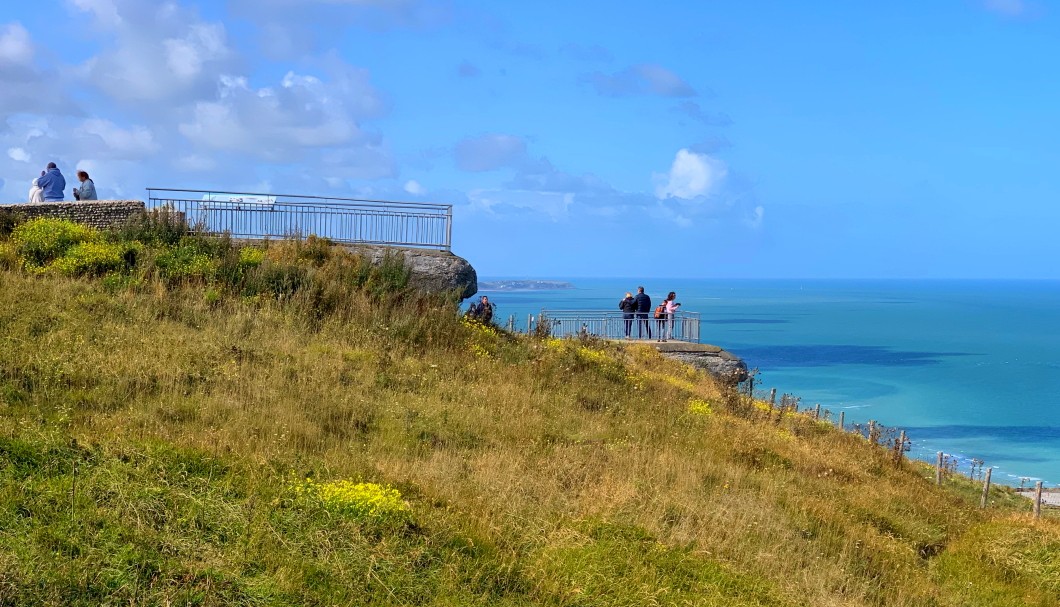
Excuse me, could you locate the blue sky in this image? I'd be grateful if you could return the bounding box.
[1,0,1058,278]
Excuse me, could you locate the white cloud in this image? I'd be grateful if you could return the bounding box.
[404,179,426,195]
[0,8,400,201]
[179,66,386,160]
[68,0,124,28]
[0,26,79,115]
[7,147,30,163]
[163,24,228,80]
[747,205,765,229]
[0,22,33,66]
[654,149,727,200]
[467,188,573,221]
[584,63,696,98]
[174,154,217,172]
[78,118,159,157]
[74,1,233,103]
[268,0,416,5]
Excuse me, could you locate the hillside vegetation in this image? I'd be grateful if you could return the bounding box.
[0,214,1058,606]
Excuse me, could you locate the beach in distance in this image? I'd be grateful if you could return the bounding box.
[480,277,1060,486]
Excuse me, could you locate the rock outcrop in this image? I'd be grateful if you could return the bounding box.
[347,245,478,300]
[650,342,748,385]
[665,350,748,385]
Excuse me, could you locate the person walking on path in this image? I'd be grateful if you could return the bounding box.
[619,292,637,339]
[72,171,97,201]
[633,286,652,339]
[37,163,66,201]
[663,291,681,341]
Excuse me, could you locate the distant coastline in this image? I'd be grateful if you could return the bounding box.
[480,280,576,291]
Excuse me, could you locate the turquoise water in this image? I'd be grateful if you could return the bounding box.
[479,279,1060,486]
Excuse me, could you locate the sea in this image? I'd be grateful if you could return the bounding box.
[478,278,1060,487]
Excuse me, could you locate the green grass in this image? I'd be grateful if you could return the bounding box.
[0,217,1058,606]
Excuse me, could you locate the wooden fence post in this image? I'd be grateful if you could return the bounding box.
[980,467,992,509]
[898,430,907,464]
[838,411,845,431]
[936,452,944,486]
[1034,481,1044,519]
[814,404,821,420]
[868,420,877,445]
[769,388,776,410]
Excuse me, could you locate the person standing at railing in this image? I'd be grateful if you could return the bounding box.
[619,292,637,339]
[654,300,667,341]
[663,291,681,342]
[633,286,652,339]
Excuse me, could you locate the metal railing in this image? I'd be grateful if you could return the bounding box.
[531,310,701,343]
[146,188,453,251]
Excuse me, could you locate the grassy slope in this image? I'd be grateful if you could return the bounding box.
[0,254,1058,605]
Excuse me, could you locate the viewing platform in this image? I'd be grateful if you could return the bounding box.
[530,309,702,343]
[3,192,477,299]
[147,188,453,251]
[509,310,747,382]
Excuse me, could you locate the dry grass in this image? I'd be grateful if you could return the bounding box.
[0,243,1058,605]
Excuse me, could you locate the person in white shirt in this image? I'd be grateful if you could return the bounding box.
[28,172,44,203]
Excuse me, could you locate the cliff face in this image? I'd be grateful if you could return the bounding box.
[346,245,478,300]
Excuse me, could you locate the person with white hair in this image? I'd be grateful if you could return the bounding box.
[28,171,44,203]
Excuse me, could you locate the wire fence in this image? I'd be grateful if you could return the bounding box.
[736,374,1059,515]
[146,188,453,251]
[477,312,1057,514]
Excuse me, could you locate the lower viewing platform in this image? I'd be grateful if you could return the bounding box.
[529,310,701,344]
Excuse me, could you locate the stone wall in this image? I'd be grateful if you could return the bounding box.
[0,200,146,230]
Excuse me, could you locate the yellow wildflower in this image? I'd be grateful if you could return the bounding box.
[688,398,713,416]
[293,479,411,523]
